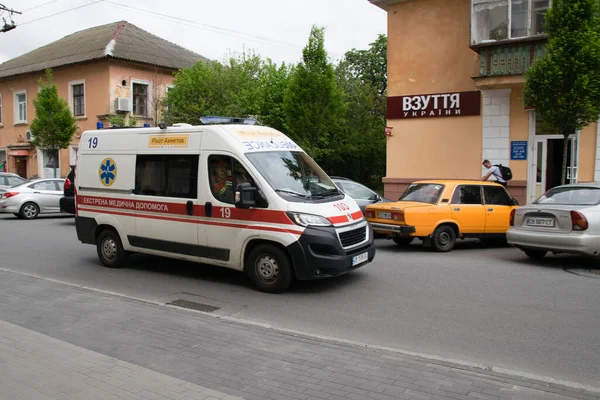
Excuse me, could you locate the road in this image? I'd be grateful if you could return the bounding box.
[1,213,599,389]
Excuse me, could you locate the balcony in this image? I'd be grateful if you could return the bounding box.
[472,36,547,78]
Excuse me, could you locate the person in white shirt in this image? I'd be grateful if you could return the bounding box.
[481,159,507,187]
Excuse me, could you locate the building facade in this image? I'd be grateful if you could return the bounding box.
[370,0,598,205]
[0,21,206,179]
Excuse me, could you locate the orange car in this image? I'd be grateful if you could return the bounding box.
[365,180,518,252]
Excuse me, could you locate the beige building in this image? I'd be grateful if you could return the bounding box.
[0,21,207,179]
[370,0,598,205]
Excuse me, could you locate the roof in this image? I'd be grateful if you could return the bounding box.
[412,179,505,186]
[0,21,209,78]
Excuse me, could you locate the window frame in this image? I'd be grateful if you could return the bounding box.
[471,0,551,45]
[14,90,27,124]
[208,154,257,205]
[134,154,199,199]
[68,79,86,117]
[131,78,151,117]
[450,185,484,205]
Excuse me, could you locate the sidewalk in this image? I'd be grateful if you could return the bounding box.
[0,269,597,400]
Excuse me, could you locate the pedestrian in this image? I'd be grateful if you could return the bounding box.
[481,159,507,187]
[0,159,6,172]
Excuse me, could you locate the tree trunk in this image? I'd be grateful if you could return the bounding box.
[561,133,569,186]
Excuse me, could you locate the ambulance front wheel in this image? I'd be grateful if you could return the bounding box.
[246,244,293,294]
[97,229,127,268]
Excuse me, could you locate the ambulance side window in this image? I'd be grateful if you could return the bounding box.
[135,155,199,199]
[208,155,254,204]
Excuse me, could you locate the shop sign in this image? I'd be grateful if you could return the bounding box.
[511,141,527,160]
[387,91,481,119]
[8,150,30,156]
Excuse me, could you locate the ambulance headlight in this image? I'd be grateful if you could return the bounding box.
[287,212,332,227]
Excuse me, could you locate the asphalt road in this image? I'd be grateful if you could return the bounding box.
[1,213,599,389]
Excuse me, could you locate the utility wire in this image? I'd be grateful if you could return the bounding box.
[101,0,303,51]
[22,0,65,13]
[19,0,102,26]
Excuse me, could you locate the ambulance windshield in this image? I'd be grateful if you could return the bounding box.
[246,151,341,201]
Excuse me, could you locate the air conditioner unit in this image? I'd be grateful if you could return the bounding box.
[115,97,130,112]
[25,130,33,142]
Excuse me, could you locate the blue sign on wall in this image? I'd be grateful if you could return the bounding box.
[511,141,527,160]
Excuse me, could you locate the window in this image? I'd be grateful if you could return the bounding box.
[135,155,198,198]
[399,183,444,204]
[7,176,25,186]
[338,181,375,200]
[15,91,27,123]
[471,0,550,44]
[208,155,255,204]
[483,185,512,205]
[69,81,85,117]
[535,112,559,135]
[534,186,600,206]
[132,83,148,116]
[0,93,3,125]
[451,185,483,205]
[30,180,58,191]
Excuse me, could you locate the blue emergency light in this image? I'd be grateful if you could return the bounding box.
[199,116,257,125]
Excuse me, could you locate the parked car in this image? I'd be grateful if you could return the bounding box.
[330,177,391,214]
[0,178,65,219]
[0,172,26,191]
[59,165,76,214]
[507,183,600,260]
[364,180,518,251]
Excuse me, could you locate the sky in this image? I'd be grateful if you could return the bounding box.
[0,0,387,65]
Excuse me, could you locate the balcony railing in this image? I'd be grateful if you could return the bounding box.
[473,38,547,78]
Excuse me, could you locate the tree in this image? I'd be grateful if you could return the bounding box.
[30,69,77,177]
[164,50,264,125]
[284,25,346,159]
[343,34,387,95]
[524,0,600,185]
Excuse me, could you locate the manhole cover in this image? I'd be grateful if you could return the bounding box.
[167,299,220,312]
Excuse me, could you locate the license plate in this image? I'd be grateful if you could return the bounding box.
[378,212,392,219]
[352,252,369,266]
[525,217,555,227]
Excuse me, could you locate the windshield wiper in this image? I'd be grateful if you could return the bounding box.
[311,188,341,199]
[275,189,309,199]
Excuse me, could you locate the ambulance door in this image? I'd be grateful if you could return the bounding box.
[131,154,200,261]
[201,153,259,268]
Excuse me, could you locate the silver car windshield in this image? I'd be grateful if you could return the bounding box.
[246,151,341,201]
[534,187,600,206]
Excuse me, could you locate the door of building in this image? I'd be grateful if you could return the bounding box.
[15,157,27,178]
[529,135,577,202]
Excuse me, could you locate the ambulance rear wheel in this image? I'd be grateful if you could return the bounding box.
[97,229,127,268]
[246,244,293,294]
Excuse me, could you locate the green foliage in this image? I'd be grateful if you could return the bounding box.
[30,69,77,151]
[524,0,600,184]
[165,29,387,191]
[283,25,346,159]
[108,114,137,127]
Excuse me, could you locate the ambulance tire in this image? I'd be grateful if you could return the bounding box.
[97,229,127,268]
[246,244,293,294]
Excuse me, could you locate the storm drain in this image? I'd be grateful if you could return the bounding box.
[167,299,220,312]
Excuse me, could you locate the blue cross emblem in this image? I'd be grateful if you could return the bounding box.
[99,158,117,186]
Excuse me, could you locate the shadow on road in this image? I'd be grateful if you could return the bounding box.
[122,252,367,294]
[509,252,600,272]
[375,238,510,253]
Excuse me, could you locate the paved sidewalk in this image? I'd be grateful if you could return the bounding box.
[0,320,241,400]
[0,269,598,400]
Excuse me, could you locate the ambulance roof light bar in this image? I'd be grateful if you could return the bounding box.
[199,115,257,125]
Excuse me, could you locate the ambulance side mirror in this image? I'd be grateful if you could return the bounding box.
[235,182,261,209]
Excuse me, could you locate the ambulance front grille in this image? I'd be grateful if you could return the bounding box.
[339,225,367,248]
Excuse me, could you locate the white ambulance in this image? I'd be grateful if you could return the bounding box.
[75,117,375,293]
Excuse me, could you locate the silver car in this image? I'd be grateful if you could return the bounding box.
[0,172,26,191]
[0,178,65,219]
[507,183,600,260]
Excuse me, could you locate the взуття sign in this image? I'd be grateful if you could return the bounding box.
[387,91,481,119]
